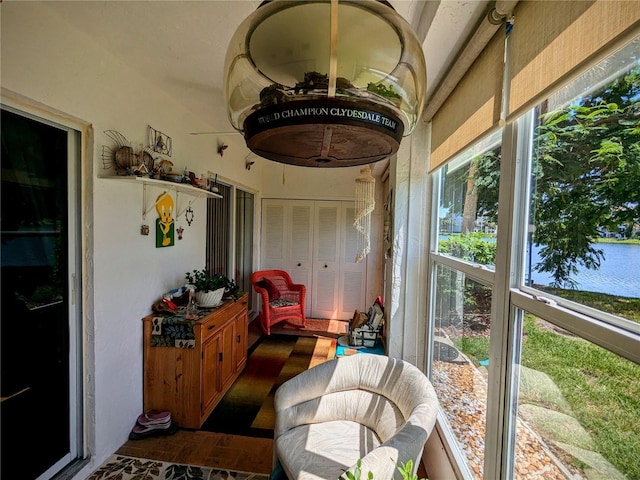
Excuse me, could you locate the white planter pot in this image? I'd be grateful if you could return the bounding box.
[196,288,225,307]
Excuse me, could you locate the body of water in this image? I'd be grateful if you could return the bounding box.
[529,242,640,298]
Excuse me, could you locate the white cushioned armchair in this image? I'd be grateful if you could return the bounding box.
[273,354,439,480]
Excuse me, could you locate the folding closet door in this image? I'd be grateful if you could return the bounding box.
[311,201,341,319]
[338,203,367,319]
[261,199,313,316]
[288,202,313,316]
[260,199,366,320]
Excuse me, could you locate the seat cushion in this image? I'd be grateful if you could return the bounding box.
[276,420,381,480]
[270,298,299,308]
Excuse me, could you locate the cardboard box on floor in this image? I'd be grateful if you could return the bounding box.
[350,309,369,331]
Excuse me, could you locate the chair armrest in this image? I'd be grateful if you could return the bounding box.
[253,285,272,308]
[280,283,306,303]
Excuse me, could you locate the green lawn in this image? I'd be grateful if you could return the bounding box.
[538,287,640,323]
[452,290,640,479]
[594,237,640,245]
[521,316,640,479]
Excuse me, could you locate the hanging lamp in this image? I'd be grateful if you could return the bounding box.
[224,0,427,167]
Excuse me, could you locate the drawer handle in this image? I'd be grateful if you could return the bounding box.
[207,324,216,330]
[237,335,241,343]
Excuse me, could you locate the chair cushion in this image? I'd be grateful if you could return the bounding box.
[256,277,281,300]
[276,389,405,444]
[276,420,381,480]
[270,298,299,308]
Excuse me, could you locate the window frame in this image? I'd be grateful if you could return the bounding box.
[427,132,504,479]
[426,48,640,478]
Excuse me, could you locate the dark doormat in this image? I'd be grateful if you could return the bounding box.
[200,334,334,438]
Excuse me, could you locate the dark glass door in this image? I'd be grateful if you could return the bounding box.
[235,189,254,307]
[1,109,72,479]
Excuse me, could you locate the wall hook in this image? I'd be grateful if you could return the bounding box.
[218,143,228,156]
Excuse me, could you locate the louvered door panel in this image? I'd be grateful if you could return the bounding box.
[261,201,287,270]
[315,269,338,313]
[312,202,340,318]
[260,199,370,320]
[289,202,314,316]
[339,204,367,318]
[341,271,365,314]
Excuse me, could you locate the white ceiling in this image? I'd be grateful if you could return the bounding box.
[45,0,489,133]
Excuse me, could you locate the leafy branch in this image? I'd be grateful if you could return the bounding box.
[338,459,428,480]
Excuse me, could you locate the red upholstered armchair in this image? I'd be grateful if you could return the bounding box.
[251,270,306,335]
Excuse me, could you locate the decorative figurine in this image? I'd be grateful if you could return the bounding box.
[155,192,174,247]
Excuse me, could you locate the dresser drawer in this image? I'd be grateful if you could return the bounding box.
[200,315,221,343]
[228,297,249,316]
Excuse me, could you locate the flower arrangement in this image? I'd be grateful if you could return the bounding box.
[185,268,240,308]
[185,268,239,296]
[185,268,226,293]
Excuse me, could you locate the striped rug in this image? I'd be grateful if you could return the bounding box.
[200,333,336,438]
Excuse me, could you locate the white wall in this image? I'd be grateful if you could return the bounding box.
[0,3,266,477]
[260,162,363,200]
[0,2,391,477]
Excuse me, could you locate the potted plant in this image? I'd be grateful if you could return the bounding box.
[185,268,227,307]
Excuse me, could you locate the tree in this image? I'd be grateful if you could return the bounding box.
[462,159,479,234]
[531,65,640,287]
[440,148,500,235]
[439,65,639,289]
[446,65,639,289]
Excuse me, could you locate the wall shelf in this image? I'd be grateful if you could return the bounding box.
[100,176,222,219]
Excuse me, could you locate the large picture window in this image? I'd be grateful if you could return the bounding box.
[524,36,640,330]
[437,132,501,269]
[235,188,254,306]
[430,130,501,478]
[513,308,640,480]
[508,36,640,480]
[432,264,493,478]
[428,35,639,480]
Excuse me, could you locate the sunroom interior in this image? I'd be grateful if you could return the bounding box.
[1,1,639,480]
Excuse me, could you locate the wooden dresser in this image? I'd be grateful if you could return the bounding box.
[142,293,248,428]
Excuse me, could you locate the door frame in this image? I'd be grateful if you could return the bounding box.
[1,88,94,476]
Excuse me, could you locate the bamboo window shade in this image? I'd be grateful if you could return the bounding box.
[507,1,640,122]
[429,29,504,172]
[429,0,640,172]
